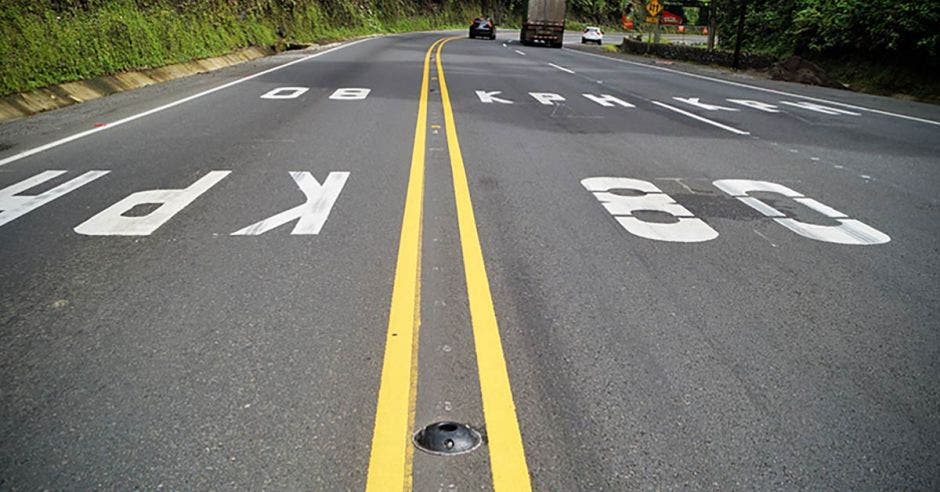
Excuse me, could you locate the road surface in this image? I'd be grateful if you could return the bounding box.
[1,30,938,490]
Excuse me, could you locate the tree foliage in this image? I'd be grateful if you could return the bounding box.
[715,0,938,68]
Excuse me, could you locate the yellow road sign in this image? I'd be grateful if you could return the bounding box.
[646,0,663,17]
[645,16,660,23]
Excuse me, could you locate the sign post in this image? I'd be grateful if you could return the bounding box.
[645,0,663,43]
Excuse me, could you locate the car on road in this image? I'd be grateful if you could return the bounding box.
[470,17,496,40]
[581,26,603,45]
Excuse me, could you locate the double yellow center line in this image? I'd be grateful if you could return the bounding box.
[365,38,532,492]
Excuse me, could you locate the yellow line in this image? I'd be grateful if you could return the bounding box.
[365,38,442,492]
[435,38,533,491]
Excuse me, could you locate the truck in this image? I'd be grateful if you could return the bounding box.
[520,0,567,48]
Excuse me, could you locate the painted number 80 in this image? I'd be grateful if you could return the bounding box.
[581,178,890,245]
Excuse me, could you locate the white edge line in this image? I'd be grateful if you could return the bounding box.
[565,48,940,127]
[652,101,751,135]
[0,38,372,167]
[548,63,575,74]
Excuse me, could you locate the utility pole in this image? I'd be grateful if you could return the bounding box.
[732,0,748,69]
[707,0,717,50]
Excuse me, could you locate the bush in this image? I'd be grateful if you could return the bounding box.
[714,0,938,69]
[0,0,485,96]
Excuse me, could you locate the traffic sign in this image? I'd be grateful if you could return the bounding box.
[646,0,663,17]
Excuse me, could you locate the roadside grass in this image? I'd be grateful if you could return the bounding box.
[0,1,478,97]
[820,57,940,104]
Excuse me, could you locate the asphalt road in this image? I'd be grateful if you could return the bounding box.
[1,30,938,490]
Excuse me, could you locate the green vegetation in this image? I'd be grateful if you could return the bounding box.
[712,0,938,99]
[821,56,940,102]
[1,1,936,100]
[715,0,940,102]
[0,0,486,96]
[714,0,938,63]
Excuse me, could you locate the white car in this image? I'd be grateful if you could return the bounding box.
[581,27,603,45]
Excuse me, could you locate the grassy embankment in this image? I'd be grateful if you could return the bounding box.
[0,0,485,97]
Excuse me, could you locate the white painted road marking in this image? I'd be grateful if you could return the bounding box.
[565,47,940,126]
[780,101,861,116]
[582,177,719,243]
[74,171,230,236]
[584,177,890,245]
[476,91,514,104]
[674,97,739,111]
[514,49,525,56]
[0,39,372,167]
[472,91,874,125]
[231,171,349,235]
[329,88,372,100]
[713,179,890,245]
[529,92,566,105]
[0,167,892,246]
[727,99,780,113]
[582,94,635,108]
[260,87,309,99]
[547,63,575,74]
[469,90,869,121]
[0,170,110,228]
[652,101,750,135]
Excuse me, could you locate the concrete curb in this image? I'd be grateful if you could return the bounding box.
[0,46,277,124]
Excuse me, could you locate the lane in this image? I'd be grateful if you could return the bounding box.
[439,36,939,489]
[0,40,368,166]
[410,41,492,491]
[366,37,436,492]
[0,33,442,489]
[488,37,940,222]
[434,37,531,490]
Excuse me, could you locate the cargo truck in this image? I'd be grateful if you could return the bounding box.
[520,0,567,48]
